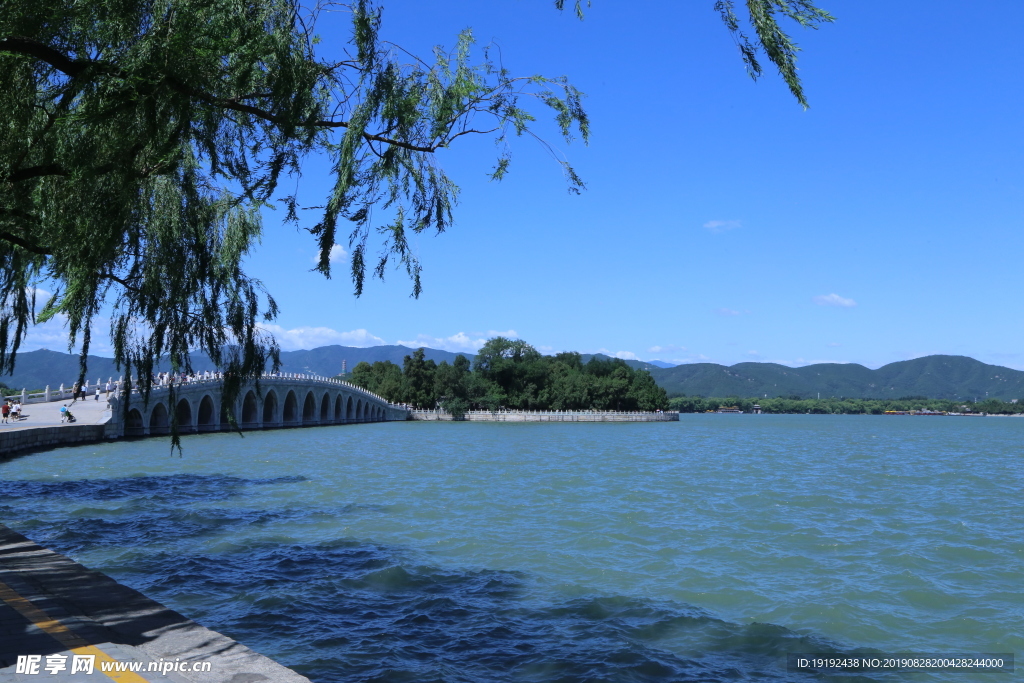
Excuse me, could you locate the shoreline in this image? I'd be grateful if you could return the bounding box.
[0,523,309,682]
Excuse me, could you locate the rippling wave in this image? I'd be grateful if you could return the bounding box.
[2,473,860,682]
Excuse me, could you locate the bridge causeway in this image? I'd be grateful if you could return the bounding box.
[112,373,409,437]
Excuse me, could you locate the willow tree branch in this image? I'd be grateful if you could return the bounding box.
[0,226,53,255]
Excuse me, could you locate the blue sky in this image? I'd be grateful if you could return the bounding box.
[22,1,1024,369]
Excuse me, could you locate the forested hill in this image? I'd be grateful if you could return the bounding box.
[648,355,1024,400]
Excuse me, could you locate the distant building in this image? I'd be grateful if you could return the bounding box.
[716,406,743,414]
[751,404,762,414]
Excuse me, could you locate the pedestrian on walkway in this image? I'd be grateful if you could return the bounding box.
[60,404,68,423]
[105,380,112,394]
[71,382,79,403]
[12,401,21,421]
[95,386,100,401]
[1,402,8,423]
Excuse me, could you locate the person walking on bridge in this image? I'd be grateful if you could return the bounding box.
[1,402,8,424]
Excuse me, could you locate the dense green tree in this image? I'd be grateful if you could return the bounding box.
[1,0,831,431]
[402,348,437,408]
[540,352,591,409]
[473,337,546,409]
[626,368,668,411]
[349,359,403,402]
[433,354,472,415]
[379,338,670,413]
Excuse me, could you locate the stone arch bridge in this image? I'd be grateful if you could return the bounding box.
[110,374,409,437]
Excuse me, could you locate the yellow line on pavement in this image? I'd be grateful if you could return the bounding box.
[0,579,150,682]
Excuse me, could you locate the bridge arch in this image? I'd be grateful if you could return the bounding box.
[241,390,259,426]
[263,390,279,425]
[176,398,193,431]
[302,391,317,424]
[197,395,216,431]
[150,403,169,434]
[126,408,144,436]
[283,390,299,424]
[114,378,398,437]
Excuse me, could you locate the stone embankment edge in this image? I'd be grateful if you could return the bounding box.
[409,410,680,422]
[0,523,310,682]
[0,425,109,459]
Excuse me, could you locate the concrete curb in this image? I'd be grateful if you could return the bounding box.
[0,524,310,682]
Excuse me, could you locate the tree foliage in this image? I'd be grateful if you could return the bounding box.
[715,0,834,109]
[0,0,829,439]
[350,337,669,412]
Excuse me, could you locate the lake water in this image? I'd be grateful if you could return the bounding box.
[1,416,1020,681]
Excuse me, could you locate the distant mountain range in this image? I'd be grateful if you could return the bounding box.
[3,347,1021,401]
[0,345,465,391]
[646,355,1024,401]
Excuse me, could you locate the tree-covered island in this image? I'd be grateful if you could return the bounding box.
[348,337,668,415]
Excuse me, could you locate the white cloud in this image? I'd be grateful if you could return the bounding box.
[591,347,639,361]
[26,286,52,303]
[260,324,385,350]
[813,293,857,307]
[398,330,519,354]
[310,244,349,265]
[397,332,482,354]
[328,244,348,263]
[703,219,741,234]
[481,329,518,339]
[648,344,687,354]
[828,342,843,347]
[19,316,71,351]
[715,308,741,316]
[17,313,117,357]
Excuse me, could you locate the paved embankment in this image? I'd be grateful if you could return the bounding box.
[0,399,113,459]
[0,524,309,682]
[410,409,680,422]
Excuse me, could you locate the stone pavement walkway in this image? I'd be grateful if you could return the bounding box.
[0,525,309,682]
[1,397,110,432]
